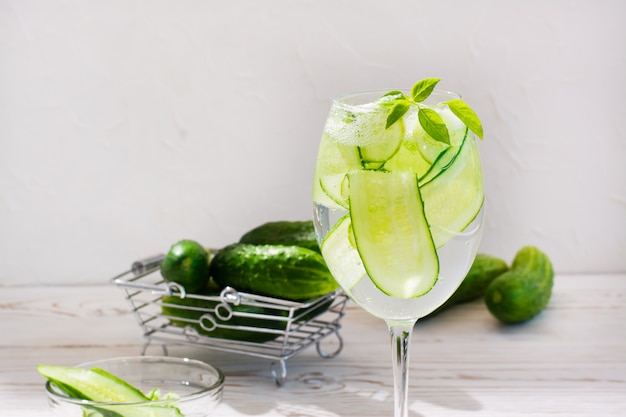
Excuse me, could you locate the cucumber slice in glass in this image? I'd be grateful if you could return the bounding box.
[313,133,361,208]
[348,170,439,299]
[319,173,350,209]
[321,214,366,290]
[421,133,484,248]
[382,138,432,177]
[357,118,404,169]
[419,127,468,186]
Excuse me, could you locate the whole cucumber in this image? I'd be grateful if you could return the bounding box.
[239,220,321,253]
[484,245,554,323]
[162,292,287,343]
[210,243,338,301]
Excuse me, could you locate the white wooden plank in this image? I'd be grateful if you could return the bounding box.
[1,274,624,416]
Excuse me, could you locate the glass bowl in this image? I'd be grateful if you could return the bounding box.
[44,356,224,417]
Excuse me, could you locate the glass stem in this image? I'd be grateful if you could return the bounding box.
[387,320,417,417]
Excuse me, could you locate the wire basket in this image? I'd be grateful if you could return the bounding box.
[111,254,348,386]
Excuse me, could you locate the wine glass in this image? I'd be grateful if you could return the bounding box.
[312,85,485,417]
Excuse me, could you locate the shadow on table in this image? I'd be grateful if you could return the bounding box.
[220,366,481,417]
[151,340,482,417]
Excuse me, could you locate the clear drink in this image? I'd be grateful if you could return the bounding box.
[312,82,485,417]
[314,203,483,321]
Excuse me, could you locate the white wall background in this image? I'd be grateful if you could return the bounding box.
[1,0,624,286]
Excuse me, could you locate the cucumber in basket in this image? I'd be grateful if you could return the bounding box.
[238,220,321,253]
[161,289,288,343]
[209,243,339,301]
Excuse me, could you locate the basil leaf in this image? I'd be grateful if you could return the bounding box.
[418,107,449,144]
[411,78,440,102]
[386,102,410,129]
[446,99,484,139]
[378,78,485,140]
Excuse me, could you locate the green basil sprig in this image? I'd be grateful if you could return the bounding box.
[379,78,484,144]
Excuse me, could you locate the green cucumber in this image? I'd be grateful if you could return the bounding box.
[161,293,287,343]
[210,243,339,301]
[485,246,554,323]
[37,365,182,417]
[160,240,211,293]
[239,220,321,253]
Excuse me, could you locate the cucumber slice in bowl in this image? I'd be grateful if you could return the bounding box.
[38,356,224,417]
[38,364,183,417]
[348,170,439,299]
[37,365,151,403]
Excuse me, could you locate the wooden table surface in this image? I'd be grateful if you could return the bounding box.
[1,273,624,417]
